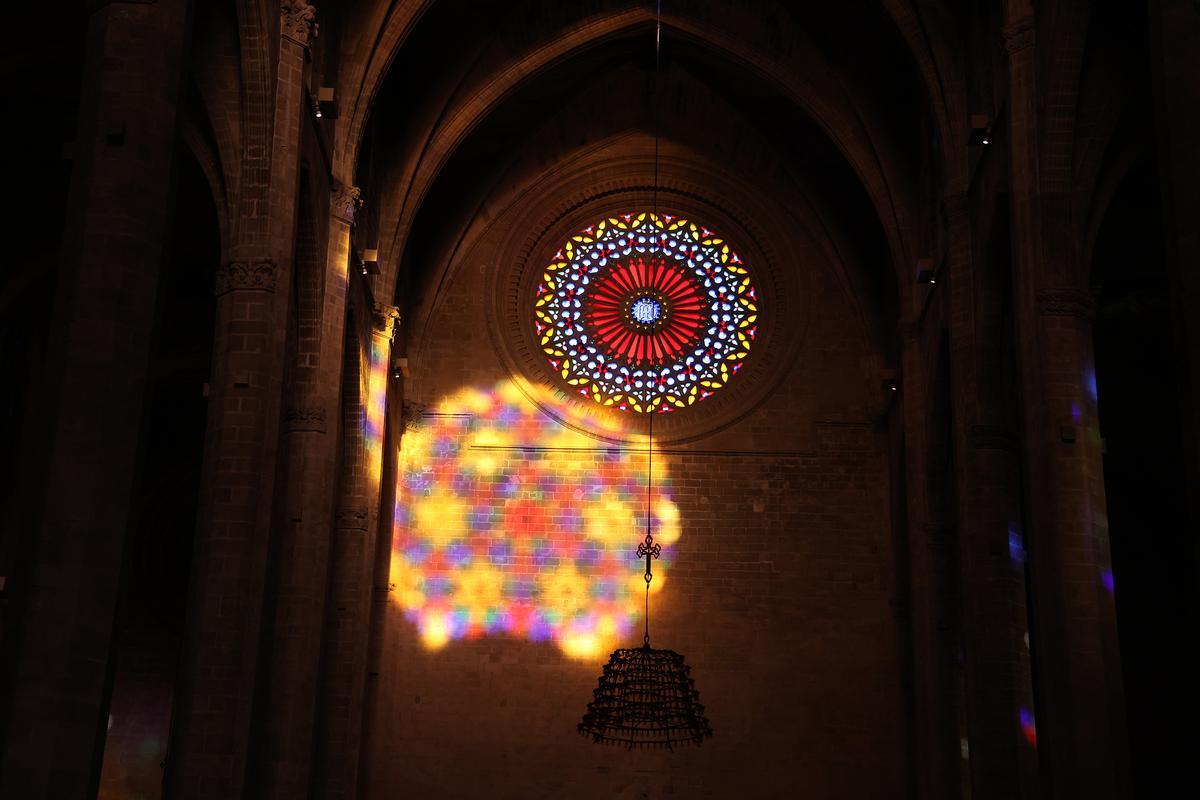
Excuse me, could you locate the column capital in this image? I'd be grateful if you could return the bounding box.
[402,401,428,431]
[1002,16,1034,55]
[283,405,327,433]
[372,302,401,338]
[281,0,317,48]
[334,505,369,531]
[331,181,362,224]
[216,260,278,296]
[1037,287,1097,320]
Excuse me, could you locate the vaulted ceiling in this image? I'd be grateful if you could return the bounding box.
[341,0,946,360]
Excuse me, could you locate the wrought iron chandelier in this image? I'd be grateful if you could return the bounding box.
[573,400,705,753]
[578,5,714,740]
[576,400,712,748]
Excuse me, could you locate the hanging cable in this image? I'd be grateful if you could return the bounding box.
[578,0,711,749]
[652,0,661,218]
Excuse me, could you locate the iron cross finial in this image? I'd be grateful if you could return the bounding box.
[637,532,662,584]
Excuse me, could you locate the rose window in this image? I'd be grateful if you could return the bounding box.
[533,212,758,412]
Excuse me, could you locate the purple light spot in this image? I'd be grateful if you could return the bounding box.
[1101,568,1114,593]
[1019,707,1037,746]
[447,542,472,568]
[559,507,583,532]
[576,544,601,569]
[529,615,554,642]
[404,542,431,565]
[591,580,618,602]
[533,546,559,569]
[424,577,452,599]
[1008,529,1026,564]
[488,541,512,566]
[506,577,535,601]
[471,506,495,530]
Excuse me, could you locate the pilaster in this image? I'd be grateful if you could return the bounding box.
[897,319,962,800]
[1003,11,1128,798]
[166,3,316,797]
[314,300,397,799]
[0,1,191,795]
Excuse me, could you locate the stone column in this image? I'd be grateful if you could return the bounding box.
[1148,4,1200,789]
[898,322,962,800]
[165,4,316,798]
[359,385,411,793]
[0,1,190,796]
[942,191,1039,798]
[1003,12,1128,798]
[315,303,398,800]
[1149,0,1200,618]
[260,181,360,799]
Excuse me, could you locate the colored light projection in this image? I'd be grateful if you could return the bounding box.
[534,212,758,412]
[391,380,680,659]
[365,334,390,490]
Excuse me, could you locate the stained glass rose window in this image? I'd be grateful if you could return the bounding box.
[533,212,758,412]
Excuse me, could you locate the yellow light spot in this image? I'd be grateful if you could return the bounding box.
[560,632,602,660]
[421,613,451,650]
[466,429,509,475]
[655,498,681,545]
[454,564,505,623]
[498,381,525,405]
[585,493,636,546]
[597,614,619,639]
[628,572,665,596]
[541,564,590,618]
[413,491,468,548]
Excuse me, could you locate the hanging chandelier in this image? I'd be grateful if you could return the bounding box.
[577,394,711,748]
[578,4,714,736]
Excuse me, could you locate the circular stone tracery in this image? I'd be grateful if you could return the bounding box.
[533,212,759,412]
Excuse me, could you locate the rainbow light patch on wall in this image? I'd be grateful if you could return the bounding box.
[391,380,679,659]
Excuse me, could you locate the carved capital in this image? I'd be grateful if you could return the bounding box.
[373,302,401,338]
[402,401,428,431]
[216,261,278,296]
[281,0,317,47]
[331,181,362,224]
[284,406,327,433]
[335,505,369,531]
[1002,17,1034,55]
[1037,288,1096,319]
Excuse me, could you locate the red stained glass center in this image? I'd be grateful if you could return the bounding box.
[584,257,704,365]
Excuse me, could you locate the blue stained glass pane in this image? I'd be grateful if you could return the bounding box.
[630,296,662,324]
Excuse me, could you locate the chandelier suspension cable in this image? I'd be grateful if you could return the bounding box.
[643,406,654,646]
[577,2,711,749]
[642,0,664,649]
[652,0,662,219]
